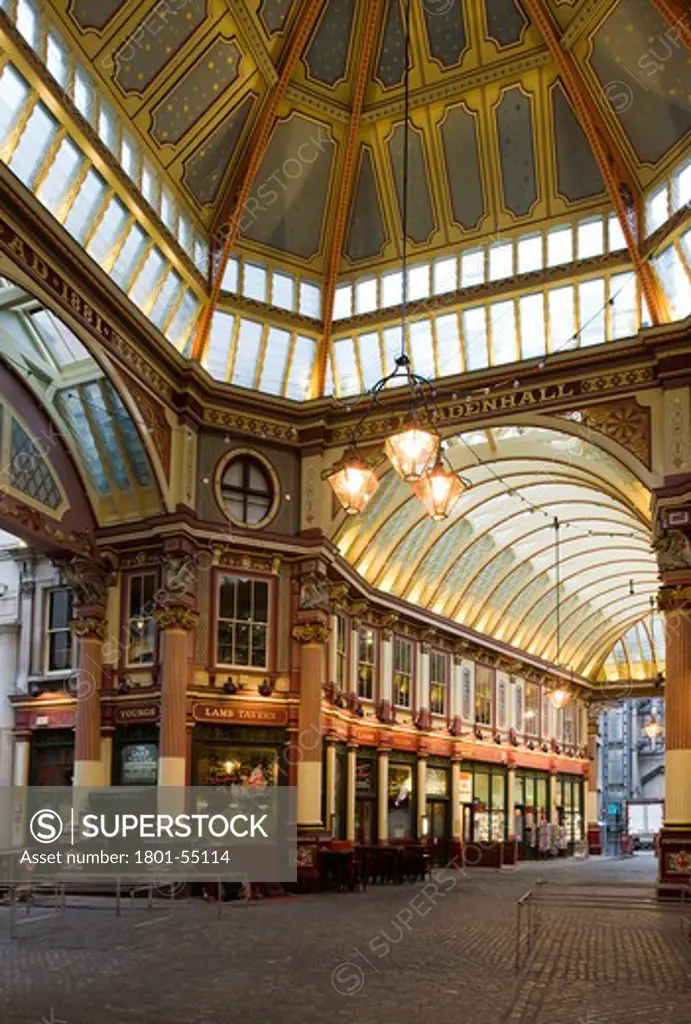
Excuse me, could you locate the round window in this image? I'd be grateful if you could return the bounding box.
[219,454,276,527]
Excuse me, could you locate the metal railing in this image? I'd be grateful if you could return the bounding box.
[514,878,545,969]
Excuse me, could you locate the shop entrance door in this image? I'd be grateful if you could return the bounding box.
[355,799,376,845]
[30,740,74,786]
[427,799,449,864]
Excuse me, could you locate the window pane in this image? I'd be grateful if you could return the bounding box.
[461,248,485,286]
[646,185,669,234]
[63,169,107,242]
[36,138,83,213]
[608,213,625,252]
[547,226,573,267]
[232,319,263,389]
[222,256,239,293]
[355,277,377,314]
[272,271,295,311]
[299,280,321,318]
[130,248,166,309]
[577,217,604,259]
[674,162,691,210]
[489,242,513,281]
[382,271,403,307]
[243,263,268,302]
[10,104,58,188]
[518,234,542,273]
[109,223,147,289]
[463,307,488,370]
[549,286,575,352]
[204,311,235,380]
[87,197,128,263]
[121,132,138,179]
[50,589,70,629]
[74,67,97,124]
[46,31,69,88]
[656,245,691,319]
[149,270,184,329]
[519,293,546,359]
[141,161,157,206]
[285,335,316,400]
[490,301,517,364]
[436,314,461,376]
[433,256,457,294]
[609,273,637,340]
[259,327,290,394]
[579,279,605,347]
[0,66,30,144]
[407,264,430,301]
[333,283,352,319]
[98,101,118,154]
[17,0,39,49]
[357,331,382,390]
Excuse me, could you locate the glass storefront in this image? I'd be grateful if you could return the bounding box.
[193,725,286,787]
[514,769,550,854]
[556,774,584,847]
[388,760,415,840]
[461,762,507,843]
[355,751,377,845]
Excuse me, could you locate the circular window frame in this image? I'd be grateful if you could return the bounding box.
[214,448,281,530]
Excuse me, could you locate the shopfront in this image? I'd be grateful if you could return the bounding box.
[555,773,584,851]
[388,754,416,841]
[30,726,74,786]
[191,702,290,787]
[112,704,159,785]
[460,761,507,844]
[425,761,451,863]
[354,749,377,844]
[514,768,551,860]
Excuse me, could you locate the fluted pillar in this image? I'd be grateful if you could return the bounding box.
[154,606,197,787]
[71,611,106,788]
[292,617,328,830]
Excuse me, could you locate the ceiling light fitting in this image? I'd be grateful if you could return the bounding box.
[325,0,465,521]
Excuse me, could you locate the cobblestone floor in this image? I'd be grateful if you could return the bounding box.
[0,854,688,1024]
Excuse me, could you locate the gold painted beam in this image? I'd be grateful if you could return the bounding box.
[191,0,327,362]
[523,0,671,326]
[317,0,385,395]
[649,0,691,50]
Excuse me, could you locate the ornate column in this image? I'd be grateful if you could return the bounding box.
[154,605,198,787]
[377,745,389,843]
[292,617,329,830]
[657,581,691,887]
[346,743,357,842]
[325,737,336,833]
[61,559,112,790]
[451,757,463,858]
[586,703,603,855]
[417,754,427,839]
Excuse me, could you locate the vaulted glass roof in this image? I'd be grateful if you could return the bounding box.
[334,425,656,680]
[0,0,689,400]
[0,278,161,522]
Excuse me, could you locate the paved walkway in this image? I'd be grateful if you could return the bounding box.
[0,854,688,1024]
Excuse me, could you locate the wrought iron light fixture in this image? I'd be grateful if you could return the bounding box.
[325,0,465,521]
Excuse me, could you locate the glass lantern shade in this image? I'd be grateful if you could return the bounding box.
[413,464,466,520]
[327,455,379,515]
[642,715,663,740]
[384,424,440,482]
[548,687,571,710]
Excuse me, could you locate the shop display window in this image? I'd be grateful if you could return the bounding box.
[388,762,414,839]
[196,745,279,786]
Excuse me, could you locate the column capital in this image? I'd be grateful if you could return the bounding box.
[292,620,330,645]
[54,555,113,607]
[658,583,691,612]
[154,606,199,632]
[70,614,107,640]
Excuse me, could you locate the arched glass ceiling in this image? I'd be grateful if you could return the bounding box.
[334,425,655,680]
[599,617,665,683]
[0,277,161,522]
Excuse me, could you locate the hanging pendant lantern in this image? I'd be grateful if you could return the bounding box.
[384,422,440,482]
[642,714,663,740]
[326,449,379,515]
[548,686,571,710]
[413,459,467,520]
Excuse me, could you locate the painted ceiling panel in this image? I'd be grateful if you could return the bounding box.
[304,0,356,86]
[346,146,388,261]
[440,105,485,230]
[150,36,243,146]
[496,86,538,217]
[422,0,468,69]
[113,0,208,96]
[589,0,691,165]
[241,114,336,259]
[69,0,126,32]
[183,93,256,206]
[388,122,436,243]
[551,80,605,202]
[377,0,406,89]
[484,0,529,48]
[258,0,298,36]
